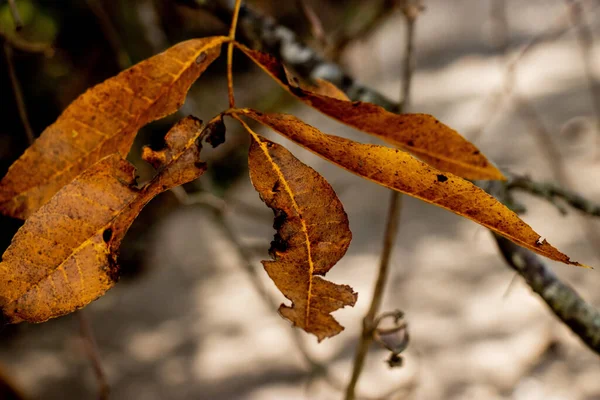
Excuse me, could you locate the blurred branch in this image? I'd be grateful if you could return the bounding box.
[0,29,53,56]
[494,233,600,354]
[345,1,421,399]
[469,0,600,143]
[2,41,34,145]
[327,0,397,62]
[86,0,132,69]
[295,0,328,50]
[7,0,23,31]
[563,0,600,156]
[77,312,109,400]
[485,0,600,263]
[483,180,600,355]
[506,174,600,217]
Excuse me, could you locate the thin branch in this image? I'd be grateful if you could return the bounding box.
[563,0,600,156]
[507,174,600,217]
[295,0,328,50]
[0,28,53,56]
[3,41,35,145]
[7,0,23,31]
[345,2,420,399]
[77,312,109,400]
[85,0,131,70]
[328,0,397,62]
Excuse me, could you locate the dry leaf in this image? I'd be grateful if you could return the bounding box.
[0,36,227,220]
[237,109,588,268]
[235,43,504,180]
[0,117,206,323]
[308,78,350,101]
[237,116,356,341]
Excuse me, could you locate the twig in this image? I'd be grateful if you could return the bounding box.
[506,174,600,217]
[85,0,132,70]
[563,0,600,157]
[0,28,53,56]
[227,0,242,108]
[77,312,109,400]
[3,42,35,145]
[295,0,328,50]
[344,2,420,399]
[7,0,23,31]
[328,0,397,62]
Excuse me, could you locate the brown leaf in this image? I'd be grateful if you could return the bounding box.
[0,36,227,220]
[235,43,504,180]
[0,117,206,323]
[236,116,356,341]
[237,109,589,268]
[308,79,350,101]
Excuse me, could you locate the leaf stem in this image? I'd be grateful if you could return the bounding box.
[227,0,243,108]
[344,2,420,398]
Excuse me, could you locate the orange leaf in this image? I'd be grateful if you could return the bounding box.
[236,116,356,341]
[0,117,206,323]
[0,36,228,220]
[235,43,504,181]
[237,109,589,268]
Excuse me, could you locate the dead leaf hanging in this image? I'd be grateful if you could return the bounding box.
[237,116,356,341]
[0,36,227,220]
[235,43,504,181]
[236,109,588,268]
[0,117,206,324]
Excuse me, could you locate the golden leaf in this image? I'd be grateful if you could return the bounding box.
[237,109,588,268]
[0,36,227,220]
[235,43,504,180]
[236,116,356,341]
[0,117,206,323]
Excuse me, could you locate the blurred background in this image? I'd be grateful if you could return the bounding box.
[1,0,600,399]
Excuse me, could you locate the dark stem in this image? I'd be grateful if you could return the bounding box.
[77,312,110,400]
[563,0,600,157]
[3,42,35,145]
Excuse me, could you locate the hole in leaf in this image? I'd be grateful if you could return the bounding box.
[103,228,113,243]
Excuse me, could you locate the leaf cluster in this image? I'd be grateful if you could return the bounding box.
[0,35,588,340]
